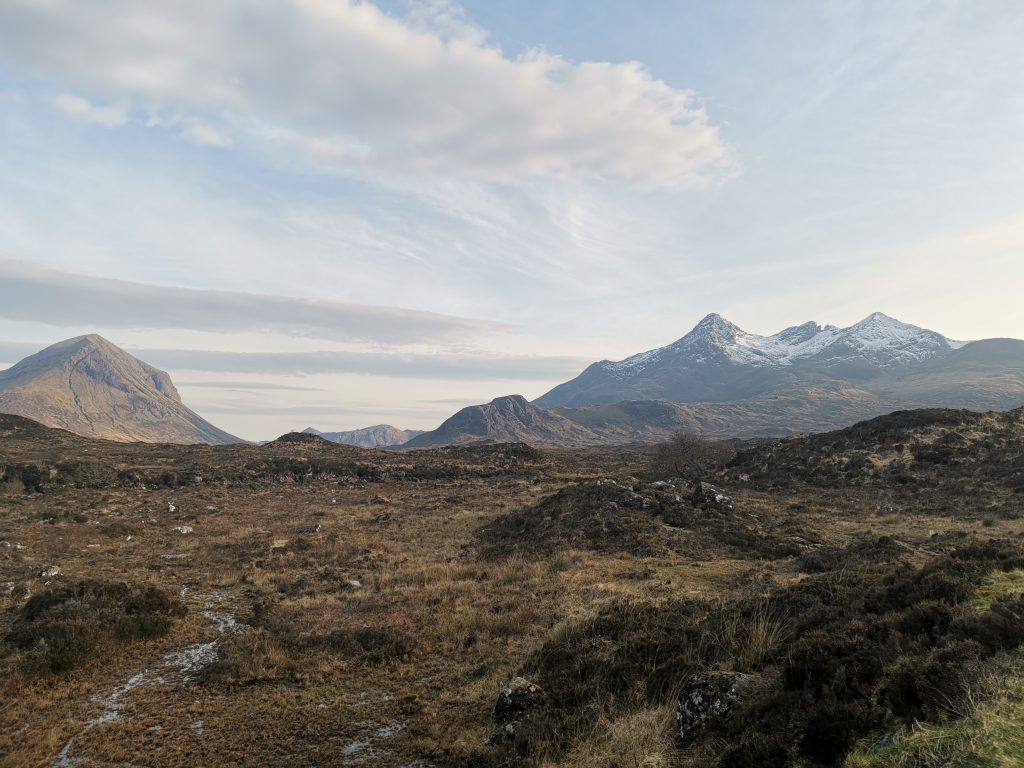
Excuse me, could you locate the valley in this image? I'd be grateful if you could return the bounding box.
[2,410,1023,767]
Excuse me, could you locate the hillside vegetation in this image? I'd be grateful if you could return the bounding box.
[1,409,1023,766]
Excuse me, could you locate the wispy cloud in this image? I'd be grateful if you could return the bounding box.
[0,260,509,345]
[0,0,732,187]
[135,347,589,381]
[175,380,325,392]
[50,93,128,127]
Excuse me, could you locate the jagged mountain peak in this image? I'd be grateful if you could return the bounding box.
[534,312,1000,410]
[676,313,743,344]
[773,321,827,345]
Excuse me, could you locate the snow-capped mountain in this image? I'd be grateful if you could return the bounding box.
[535,312,1018,410]
[605,312,954,375]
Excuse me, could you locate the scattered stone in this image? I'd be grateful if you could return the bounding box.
[493,677,547,723]
[11,583,31,601]
[487,677,547,747]
[690,482,733,510]
[40,565,61,578]
[345,579,363,590]
[171,525,193,534]
[296,523,322,534]
[168,502,177,513]
[676,671,751,744]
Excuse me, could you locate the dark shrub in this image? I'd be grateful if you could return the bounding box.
[719,733,790,768]
[318,627,412,663]
[782,624,887,700]
[880,641,982,721]
[952,595,1024,653]
[3,581,185,674]
[894,601,954,645]
[798,701,880,766]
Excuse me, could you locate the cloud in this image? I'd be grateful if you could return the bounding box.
[50,93,128,127]
[178,119,233,148]
[0,260,509,345]
[0,0,732,187]
[175,380,325,392]
[0,334,587,381]
[134,347,589,381]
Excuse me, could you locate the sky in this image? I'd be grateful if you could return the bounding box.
[1,0,1023,441]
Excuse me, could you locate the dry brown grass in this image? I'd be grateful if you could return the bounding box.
[2,434,1022,767]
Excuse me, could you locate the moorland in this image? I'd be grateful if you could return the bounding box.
[2,408,1024,767]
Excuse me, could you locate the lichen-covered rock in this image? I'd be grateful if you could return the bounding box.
[690,482,733,510]
[676,671,751,744]
[493,676,546,723]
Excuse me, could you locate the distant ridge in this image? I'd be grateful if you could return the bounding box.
[302,424,424,448]
[410,313,1024,447]
[534,312,1024,418]
[0,335,241,444]
[403,395,599,448]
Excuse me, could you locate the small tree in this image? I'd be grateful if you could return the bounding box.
[650,432,735,481]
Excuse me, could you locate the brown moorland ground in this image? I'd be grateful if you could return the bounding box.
[1,410,1023,767]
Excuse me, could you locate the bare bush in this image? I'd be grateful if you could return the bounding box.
[649,432,735,481]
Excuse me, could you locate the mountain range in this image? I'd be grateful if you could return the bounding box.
[2,313,1022,447]
[302,425,424,448]
[0,335,240,444]
[405,313,1024,446]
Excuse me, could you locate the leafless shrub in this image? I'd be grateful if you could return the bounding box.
[649,433,736,481]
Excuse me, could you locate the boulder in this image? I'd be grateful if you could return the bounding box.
[488,677,548,747]
[690,482,733,510]
[493,676,547,724]
[676,671,751,744]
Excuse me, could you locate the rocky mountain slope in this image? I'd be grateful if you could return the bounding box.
[302,425,424,448]
[403,395,600,448]
[532,313,1024,434]
[0,335,240,444]
[404,313,1024,447]
[536,312,988,408]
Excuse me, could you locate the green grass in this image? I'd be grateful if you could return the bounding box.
[845,570,1024,768]
[974,570,1024,612]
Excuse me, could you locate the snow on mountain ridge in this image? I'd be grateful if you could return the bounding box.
[602,313,959,376]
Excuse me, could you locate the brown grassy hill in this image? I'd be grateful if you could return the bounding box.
[0,335,240,444]
[727,406,1024,512]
